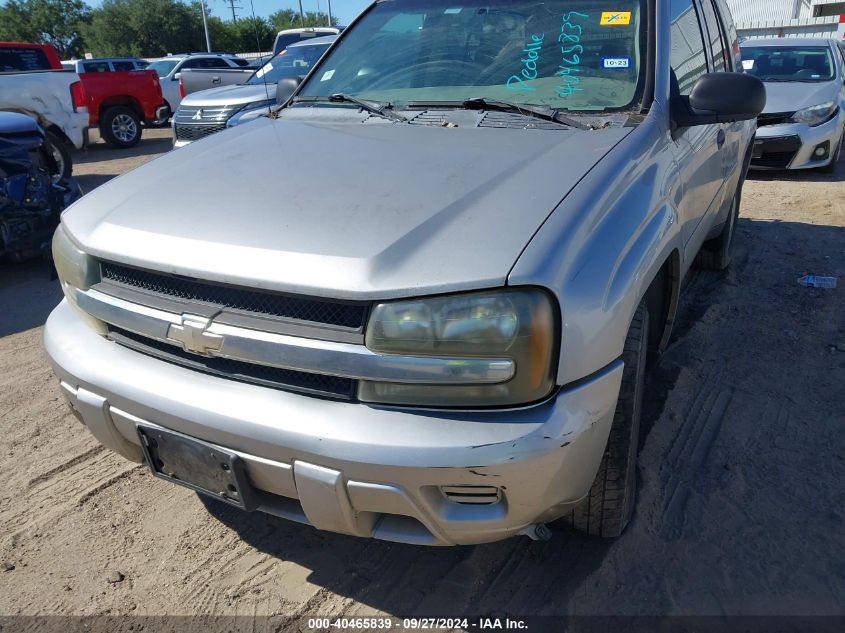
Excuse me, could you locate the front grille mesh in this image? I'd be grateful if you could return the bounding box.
[110,327,356,400]
[100,262,367,329]
[757,112,794,127]
[174,124,226,141]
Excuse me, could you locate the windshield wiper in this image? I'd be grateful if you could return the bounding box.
[406,97,588,130]
[292,93,406,122]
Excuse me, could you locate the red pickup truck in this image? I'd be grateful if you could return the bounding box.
[75,68,168,148]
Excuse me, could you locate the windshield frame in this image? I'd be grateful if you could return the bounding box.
[289,0,654,115]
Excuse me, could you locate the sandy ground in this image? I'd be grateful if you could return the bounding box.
[0,128,843,624]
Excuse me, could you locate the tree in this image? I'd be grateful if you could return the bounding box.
[81,0,207,57]
[0,0,90,58]
[268,9,337,31]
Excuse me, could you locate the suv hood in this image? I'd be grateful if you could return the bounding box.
[63,115,630,300]
[761,80,838,114]
[180,83,274,107]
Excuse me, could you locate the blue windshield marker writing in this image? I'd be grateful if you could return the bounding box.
[557,12,589,97]
[506,34,545,91]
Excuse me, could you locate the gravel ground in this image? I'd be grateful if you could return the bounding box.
[0,128,843,625]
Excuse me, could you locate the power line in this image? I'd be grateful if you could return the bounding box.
[224,0,242,21]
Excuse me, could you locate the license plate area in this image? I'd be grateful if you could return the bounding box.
[137,425,257,511]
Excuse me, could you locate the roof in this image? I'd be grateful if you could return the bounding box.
[740,37,837,46]
[286,35,338,48]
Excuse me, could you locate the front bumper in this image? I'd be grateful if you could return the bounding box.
[44,300,623,545]
[752,114,844,170]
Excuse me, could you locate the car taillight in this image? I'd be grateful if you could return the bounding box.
[179,76,185,99]
[70,81,86,112]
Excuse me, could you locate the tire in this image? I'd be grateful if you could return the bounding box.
[100,106,142,148]
[818,135,842,174]
[43,130,72,181]
[148,102,172,128]
[557,301,649,538]
[694,191,739,271]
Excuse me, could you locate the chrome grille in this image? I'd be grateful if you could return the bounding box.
[110,327,356,400]
[100,261,368,329]
[173,104,239,124]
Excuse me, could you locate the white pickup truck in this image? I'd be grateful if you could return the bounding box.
[0,43,92,179]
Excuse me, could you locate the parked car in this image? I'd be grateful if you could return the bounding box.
[74,67,168,148]
[1,42,91,179]
[741,38,845,172]
[272,27,343,55]
[62,58,149,73]
[173,36,337,147]
[0,112,81,262]
[45,0,764,545]
[145,53,250,115]
[177,66,255,99]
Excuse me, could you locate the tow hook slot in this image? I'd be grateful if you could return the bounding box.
[520,523,552,541]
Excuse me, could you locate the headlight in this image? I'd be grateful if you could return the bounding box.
[53,223,98,294]
[361,288,558,407]
[226,101,273,128]
[790,102,838,127]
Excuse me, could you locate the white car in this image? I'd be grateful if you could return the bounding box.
[145,54,249,117]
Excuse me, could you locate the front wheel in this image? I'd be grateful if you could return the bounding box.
[43,130,72,181]
[100,106,142,148]
[556,301,649,537]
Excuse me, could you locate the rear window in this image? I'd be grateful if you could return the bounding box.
[83,61,111,73]
[274,32,322,55]
[0,46,52,72]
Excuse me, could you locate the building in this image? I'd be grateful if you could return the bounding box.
[726,0,845,39]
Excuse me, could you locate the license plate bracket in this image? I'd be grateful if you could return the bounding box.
[137,425,257,511]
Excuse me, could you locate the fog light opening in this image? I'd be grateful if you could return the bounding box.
[813,142,830,159]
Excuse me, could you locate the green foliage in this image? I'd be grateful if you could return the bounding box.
[0,0,90,58]
[268,9,337,31]
[0,0,334,58]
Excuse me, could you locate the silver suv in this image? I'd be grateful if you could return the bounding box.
[46,0,764,545]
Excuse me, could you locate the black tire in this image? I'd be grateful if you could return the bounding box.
[148,102,172,128]
[557,301,649,538]
[43,130,72,181]
[818,135,842,174]
[694,191,739,271]
[100,106,142,148]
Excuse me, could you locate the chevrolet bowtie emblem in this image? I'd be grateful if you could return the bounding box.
[192,109,203,121]
[166,315,223,355]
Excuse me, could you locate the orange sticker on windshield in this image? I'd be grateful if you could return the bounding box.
[600,11,631,25]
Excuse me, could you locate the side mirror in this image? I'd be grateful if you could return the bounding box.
[673,72,766,127]
[173,72,181,81]
[275,77,302,105]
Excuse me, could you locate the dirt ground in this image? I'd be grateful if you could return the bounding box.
[0,128,843,625]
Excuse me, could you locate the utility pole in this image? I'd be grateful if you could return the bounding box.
[225,0,240,21]
[200,0,212,52]
[297,0,305,26]
[327,0,333,25]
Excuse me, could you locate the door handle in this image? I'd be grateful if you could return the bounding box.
[212,76,221,84]
[717,129,726,149]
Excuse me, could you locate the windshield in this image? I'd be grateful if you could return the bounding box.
[146,59,179,77]
[741,46,836,83]
[298,0,646,111]
[248,44,331,85]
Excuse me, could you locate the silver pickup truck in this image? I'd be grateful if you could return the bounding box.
[46,0,764,545]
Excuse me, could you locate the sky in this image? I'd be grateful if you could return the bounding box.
[214,0,369,25]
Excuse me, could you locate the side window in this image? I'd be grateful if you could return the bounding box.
[83,61,110,73]
[229,58,249,67]
[670,0,709,95]
[200,58,230,68]
[112,61,135,72]
[180,58,202,69]
[699,0,728,72]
